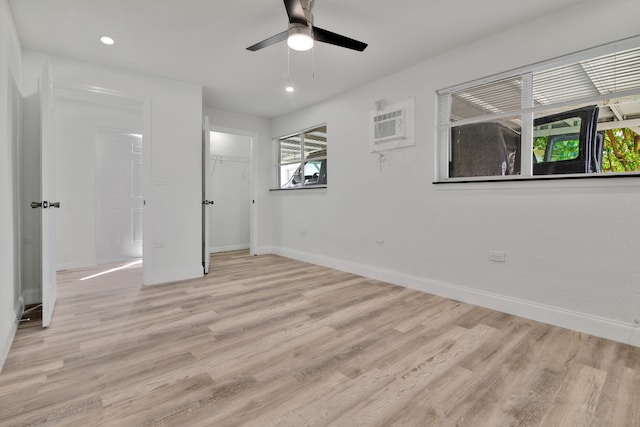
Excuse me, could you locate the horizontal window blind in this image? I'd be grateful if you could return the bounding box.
[533,47,640,106]
[438,46,640,128]
[449,76,522,123]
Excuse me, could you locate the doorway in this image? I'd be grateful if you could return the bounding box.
[54,93,145,272]
[95,129,144,264]
[207,131,252,254]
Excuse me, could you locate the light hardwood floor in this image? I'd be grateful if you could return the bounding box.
[1,251,639,426]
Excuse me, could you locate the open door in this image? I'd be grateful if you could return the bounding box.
[202,116,212,274]
[40,59,58,327]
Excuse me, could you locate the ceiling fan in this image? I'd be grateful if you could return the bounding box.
[247,0,368,52]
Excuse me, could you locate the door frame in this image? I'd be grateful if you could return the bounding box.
[53,85,152,284]
[208,125,258,256]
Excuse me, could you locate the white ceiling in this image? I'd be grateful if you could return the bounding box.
[8,0,590,118]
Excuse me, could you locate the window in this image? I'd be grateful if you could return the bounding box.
[277,124,327,189]
[437,37,640,182]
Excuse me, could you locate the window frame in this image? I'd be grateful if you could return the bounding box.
[274,124,327,190]
[435,36,640,183]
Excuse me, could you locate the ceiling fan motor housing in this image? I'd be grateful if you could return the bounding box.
[301,0,314,23]
[288,22,313,39]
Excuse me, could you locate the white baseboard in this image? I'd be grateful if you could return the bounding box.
[210,244,250,254]
[0,300,22,373]
[253,246,273,256]
[15,296,24,322]
[272,246,640,347]
[0,322,17,374]
[145,264,204,287]
[57,261,95,271]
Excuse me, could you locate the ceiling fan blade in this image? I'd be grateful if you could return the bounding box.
[283,0,307,25]
[313,27,368,52]
[246,30,289,51]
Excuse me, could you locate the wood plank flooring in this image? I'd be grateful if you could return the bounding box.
[1,251,639,426]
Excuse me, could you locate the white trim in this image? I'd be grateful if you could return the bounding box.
[57,261,92,271]
[57,260,141,271]
[210,244,250,253]
[271,246,640,347]
[254,246,273,256]
[144,264,203,286]
[0,317,18,374]
[55,85,143,111]
[141,98,152,286]
[0,295,25,372]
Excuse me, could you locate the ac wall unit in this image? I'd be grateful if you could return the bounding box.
[369,98,415,152]
[372,108,405,143]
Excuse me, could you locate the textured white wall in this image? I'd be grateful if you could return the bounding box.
[271,0,640,345]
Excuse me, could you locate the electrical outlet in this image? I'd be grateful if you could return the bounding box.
[489,250,506,262]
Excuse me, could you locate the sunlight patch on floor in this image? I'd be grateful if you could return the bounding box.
[79,259,142,281]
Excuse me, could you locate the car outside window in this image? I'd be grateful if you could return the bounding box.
[278,125,327,189]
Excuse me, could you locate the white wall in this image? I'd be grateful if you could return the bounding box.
[0,0,23,371]
[55,96,142,269]
[22,51,203,286]
[204,107,273,254]
[209,132,251,252]
[271,0,640,346]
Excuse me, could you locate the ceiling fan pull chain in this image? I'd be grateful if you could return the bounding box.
[287,46,292,82]
[312,45,315,78]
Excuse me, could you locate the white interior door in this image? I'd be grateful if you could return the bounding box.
[95,130,144,264]
[40,59,58,327]
[202,115,211,274]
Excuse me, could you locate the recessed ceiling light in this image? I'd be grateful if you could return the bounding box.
[99,36,115,46]
[285,85,295,93]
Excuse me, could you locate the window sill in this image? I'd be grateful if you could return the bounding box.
[434,172,640,185]
[270,186,327,192]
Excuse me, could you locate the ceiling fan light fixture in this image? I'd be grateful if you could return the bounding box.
[287,24,314,51]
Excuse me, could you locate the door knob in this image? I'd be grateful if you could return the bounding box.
[31,201,60,209]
